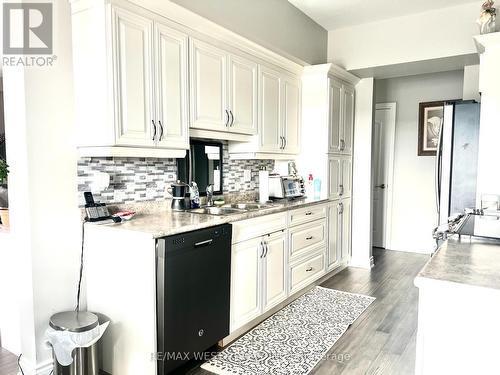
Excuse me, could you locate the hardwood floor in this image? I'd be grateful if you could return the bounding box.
[0,248,428,375]
[181,248,428,375]
[0,347,18,375]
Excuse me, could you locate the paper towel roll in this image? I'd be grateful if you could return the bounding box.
[259,170,269,203]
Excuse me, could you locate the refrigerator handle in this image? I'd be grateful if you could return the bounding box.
[435,121,444,216]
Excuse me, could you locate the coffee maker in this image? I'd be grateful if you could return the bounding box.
[168,181,190,211]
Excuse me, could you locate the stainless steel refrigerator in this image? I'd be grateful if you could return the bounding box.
[436,101,481,234]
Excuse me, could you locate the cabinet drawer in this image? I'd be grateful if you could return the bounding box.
[288,204,327,227]
[290,252,325,293]
[289,219,326,259]
[232,212,287,244]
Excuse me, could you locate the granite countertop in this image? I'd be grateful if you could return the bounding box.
[87,197,329,239]
[415,236,500,291]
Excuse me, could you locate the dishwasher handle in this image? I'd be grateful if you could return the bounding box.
[194,239,214,247]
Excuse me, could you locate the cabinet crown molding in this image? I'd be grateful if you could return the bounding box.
[474,32,500,54]
[302,63,360,85]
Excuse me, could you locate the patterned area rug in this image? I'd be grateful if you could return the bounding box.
[201,286,375,375]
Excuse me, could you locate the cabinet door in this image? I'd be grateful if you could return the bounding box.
[327,202,341,271]
[230,237,262,331]
[189,39,228,131]
[154,22,189,150]
[228,55,258,135]
[112,7,155,147]
[262,231,287,311]
[259,65,282,152]
[282,76,301,154]
[342,85,355,155]
[340,199,352,262]
[341,158,352,198]
[328,78,343,153]
[328,156,342,200]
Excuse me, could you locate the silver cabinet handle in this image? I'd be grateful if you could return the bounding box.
[339,184,344,196]
[194,239,213,247]
[158,120,164,141]
[230,110,234,127]
[306,236,313,240]
[338,202,344,215]
[264,241,269,258]
[279,136,284,149]
[151,120,157,141]
[339,139,345,151]
[305,212,313,216]
[283,137,287,149]
[375,184,386,189]
[259,241,264,258]
[306,267,313,272]
[225,110,230,127]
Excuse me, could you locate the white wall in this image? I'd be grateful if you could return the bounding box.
[328,2,481,72]
[1,1,81,373]
[375,70,464,253]
[169,0,327,64]
[351,78,375,269]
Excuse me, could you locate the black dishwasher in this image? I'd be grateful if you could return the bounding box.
[156,224,232,374]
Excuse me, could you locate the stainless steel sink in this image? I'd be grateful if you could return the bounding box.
[189,207,246,216]
[222,203,274,210]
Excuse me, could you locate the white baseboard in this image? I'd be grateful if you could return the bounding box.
[18,356,53,375]
[349,255,374,269]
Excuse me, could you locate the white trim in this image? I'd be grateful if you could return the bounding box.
[375,102,396,250]
[473,32,500,54]
[229,152,297,161]
[189,128,253,142]
[77,146,187,158]
[17,356,53,375]
[302,63,360,85]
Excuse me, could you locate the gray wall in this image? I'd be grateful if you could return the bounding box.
[375,70,464,253]
[170,0,327,64]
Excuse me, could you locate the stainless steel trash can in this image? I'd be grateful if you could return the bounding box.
[49,311,100,375]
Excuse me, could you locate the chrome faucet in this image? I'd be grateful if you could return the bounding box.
[206,184,214,206]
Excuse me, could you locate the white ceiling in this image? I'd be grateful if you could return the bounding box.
[288,0,478,30]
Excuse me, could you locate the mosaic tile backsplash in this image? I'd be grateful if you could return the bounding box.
[77,141,274,206]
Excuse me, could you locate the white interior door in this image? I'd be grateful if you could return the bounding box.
[372,103,396,249]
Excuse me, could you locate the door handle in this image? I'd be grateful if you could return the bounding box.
[283,137,287,149]
[338,202,344,215]
[194,239,213,247]
[306,236,313,240]
[339,139,345,151]
[230,110,234,127]
[259,241,264,258]
[158,120,164,141]
[151,120,157,141]
[339,184,344,196]
[280,136,284,149]
[305,267,313,272]
[305,212,313,216]
[263,241,269,258]
[225,110,230,127]
[375,184,386,189]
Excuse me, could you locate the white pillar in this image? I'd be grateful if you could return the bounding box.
[350,78,375,269]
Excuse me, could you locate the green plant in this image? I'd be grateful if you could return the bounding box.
[0,159,9,183]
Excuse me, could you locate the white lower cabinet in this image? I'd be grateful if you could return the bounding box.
[230,230,287,332]
[327,198,351,271]
[289,251,325,294]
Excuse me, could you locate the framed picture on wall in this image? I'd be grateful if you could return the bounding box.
[418,101,444,156]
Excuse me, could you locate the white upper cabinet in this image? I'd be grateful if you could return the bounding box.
[228,55,258,135]
[154,21,189,150]
[342,85,355,155]
[189,39,228,132]
[328,78,343,154]
[328,77,354,155]
[189,39,258,136]
[259,65,282,152]
[282,76,301,154]
[72,3,189,157]
[112,7,155,147]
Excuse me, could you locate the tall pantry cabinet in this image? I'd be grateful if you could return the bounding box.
[299,64,359,272]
